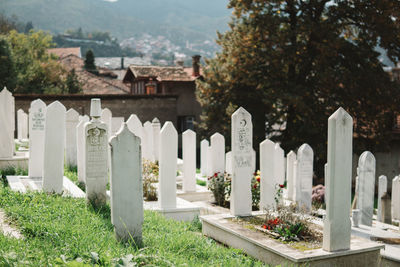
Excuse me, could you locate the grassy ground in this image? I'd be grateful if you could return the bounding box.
[0,184,266,266]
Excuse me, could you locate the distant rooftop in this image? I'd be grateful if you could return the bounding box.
[48,47,81,58]
[125,65,197,82]
[95,57,151,69]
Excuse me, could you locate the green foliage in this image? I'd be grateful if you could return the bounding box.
[196,179,206,186]
[0,185,265,266]
[65,69,82,94]
[84,49,97,74]
[0,36,16,90]
[142,160,159,201]
[197,1,400,176]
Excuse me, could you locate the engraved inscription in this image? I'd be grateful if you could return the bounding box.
[235,117,251,153]
[86,127,107,179]
[300,161,313,190]
[32,108,45,131]
[234,155,252,168]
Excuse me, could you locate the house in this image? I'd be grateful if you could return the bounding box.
[48,47,82,58]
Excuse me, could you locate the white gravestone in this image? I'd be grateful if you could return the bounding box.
[65,108,80,168]
[85,99,108,206]
[159,122,178,209]
[323,107,353,252]
[127,114,143,140]
[143,121,154,161]
[183,129,196,192]
[225,151,232,175]
[274,144,285,185]
[111,117,124,136]
[392,176,400,220]
[294,144,314,212]
[17,109,28,141]
[76,116,90,183]
[101,108,112,135]
[210,133,225,174]
[251,149,256,173]
[286,151,296,201]
[206,146,212,177]
[0,87,15,158]
[200,139,209,176]
[42,101,66,193]
[260,139,276,210]
[109,123,143,244]
[152,118,161,162]
[377,175,388,222]
[231,107,253,216]
[356,151,376,226]
[28,99,46,178]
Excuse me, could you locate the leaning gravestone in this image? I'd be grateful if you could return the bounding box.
[377,175,388,222]
[230,107,253,216]
[0,87,15,158]
[392,176,400,220]
[85,99,108,206]
[152,118,161,162]
[294,144,313,212]
[286,151,296,201]
[357,151,376,226]
[76,116,90,183]
[159,122,178,209]
[274,144,285,185]
[210,133,225,174]
[183,129,196,192]
[66,108,79,168]
[42,101,66,193]
[28,99,46,178]
[323,107,353,252]
[109,123,143,244]
[260,139,276,210]
[200,139,209,176]
[17,109,28,141]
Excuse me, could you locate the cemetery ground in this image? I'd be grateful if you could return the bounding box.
[0,172,265,266]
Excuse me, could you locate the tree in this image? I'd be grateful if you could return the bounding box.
[197,1,400,176]
[0,36,16,91]
[24,21,34,33]
[65,69,82,94]
[84,49,98,74]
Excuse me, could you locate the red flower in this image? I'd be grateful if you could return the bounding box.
[214,173,218,177]
[262,224,267,229]
[253,184,257,189]
[256,177,260,182]
[253,172,257,176]
[268,226,271,230]
[279,184,284,188]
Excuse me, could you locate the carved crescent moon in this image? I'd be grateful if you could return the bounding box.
[240,119,247,127]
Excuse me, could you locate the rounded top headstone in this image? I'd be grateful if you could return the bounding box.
[90,98,102,117]
[152,117,160,124]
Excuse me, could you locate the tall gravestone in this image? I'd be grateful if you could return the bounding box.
[206,146,212,177]
[183,129,196,192]
[377,175,388,222]
[28,99,46,178]
[109,123,143,244]
[152,118,161,162]
[0,87,15,158]
[66,108,79,168]
[274,144,285,185]
[323,107,353,252]
[159,122,178,209]
[294,144,313,212]
[230,107,253,216]
[392,176,400,220]
[85,99,108,206]
[200,139,209,176]
[357,151,376,226]
[143,121,154,161]
[210,133,225,174]
[111,117,124,136]
[225,151,232,175]
[17,109,28,141]
[286,151,296,201]
[42,101,66,193]
[76,116,90,183]
[101,108,112,135]
[127,114,143,140]
[260,139,276,210]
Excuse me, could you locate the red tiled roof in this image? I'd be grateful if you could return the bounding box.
[48,47,81,58]
[126,65,197,82]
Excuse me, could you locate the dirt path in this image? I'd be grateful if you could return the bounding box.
[0,209,22,239]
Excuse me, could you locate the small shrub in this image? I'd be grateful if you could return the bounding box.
[207,172,231,207]
[142,160,158,201]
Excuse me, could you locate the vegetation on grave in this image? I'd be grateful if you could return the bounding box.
[196,179,206,186]
[207,171,261,209]
[142,160,159,201]
[0,167,28,186]
[196,0,400,177]
[0,184,266,266]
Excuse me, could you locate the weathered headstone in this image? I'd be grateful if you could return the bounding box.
[392,176,400,220]
[28,99,46,178]
[85,99,108,206]
[76,116,90,183]
[143,121,154,161]
[126,114,143,141]
[159,122,178,209]
[377,175,388,222]
[66,108,80,168]
[152,118,161,162]
[231,107,253,216]
[0,87,15,158]
[356,151,376,226]
[210,133,225,174]
[109,123,143,244]
[294,144,314,212]
[42,101,66,193]
[225,151,232,175]
[286,151,296,201]
[200,139,209,176]
[101,108,112,135]
[260,139,276,210]
[381,192,392,224]
[323,107,353,252]
[17,109,28,141]
[183,129,196,192]
[274,144,285,185]
[111,117,124,136]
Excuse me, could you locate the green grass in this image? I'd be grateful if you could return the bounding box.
[196,168,201,174]
[196,179,207,187]
[0,185,266,266]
